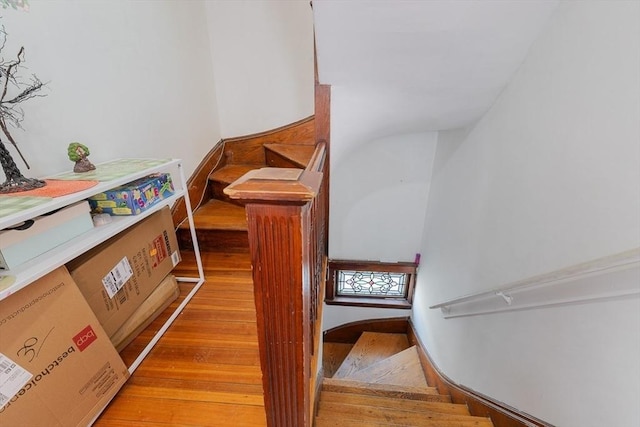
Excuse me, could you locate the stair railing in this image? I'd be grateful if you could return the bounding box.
[224,142,328,427]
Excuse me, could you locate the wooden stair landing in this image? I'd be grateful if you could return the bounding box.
[333,332,409,379]
[346,346,427,387]
[319,332,494,427]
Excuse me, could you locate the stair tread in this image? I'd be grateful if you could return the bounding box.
[323,342,354,378]
[264,143,316,168]
[322,377,448,402]
[333,332,410,379]
[319,391,470,415]
[346,345,428,387]
[317,401,492,424]
[181,199,247,231]
[209,164,257,185]
[315,415,493,427]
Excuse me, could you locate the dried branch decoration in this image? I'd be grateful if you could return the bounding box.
[0,23,46,193]
[0,25,45,169]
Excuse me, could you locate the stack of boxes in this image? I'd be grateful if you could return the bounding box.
[0,174,182,426]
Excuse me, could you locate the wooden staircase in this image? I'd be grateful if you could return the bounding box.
[319,332,494,427]
[177,139,316,252]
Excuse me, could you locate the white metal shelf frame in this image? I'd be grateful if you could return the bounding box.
[0,158,205,374]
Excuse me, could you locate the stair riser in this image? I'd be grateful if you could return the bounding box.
[315,416,492,427]
[317,402,486,423]
[321,385,449,403]
[265,151,305,168]
[319,391,470,415]
[209,181,245,207]
[178,229,249,252]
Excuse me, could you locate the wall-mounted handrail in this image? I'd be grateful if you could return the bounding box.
[430,248,640,318]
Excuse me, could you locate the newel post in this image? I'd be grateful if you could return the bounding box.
[225,167,322,427]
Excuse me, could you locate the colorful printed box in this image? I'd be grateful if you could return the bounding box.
[87,173,174,215]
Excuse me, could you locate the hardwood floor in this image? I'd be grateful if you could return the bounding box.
[94,251,267,427]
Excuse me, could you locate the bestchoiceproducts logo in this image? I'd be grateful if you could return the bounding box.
[73,325,97,352]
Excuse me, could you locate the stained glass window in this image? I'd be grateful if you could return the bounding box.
[337,270,407,298]
[326,260,418,308]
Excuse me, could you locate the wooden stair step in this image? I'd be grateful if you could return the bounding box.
[209,164,258,185]
[345,345,427,387]
[183,199,247,231]
[177,200,248,252]
[317,401,493,426]
[323,342,354,378]
[319,391,470,415]
[264,143,316,168]
[333,332,410,379]
[322,378,448,402]
[315,415,493,427]
[209,164,259,204]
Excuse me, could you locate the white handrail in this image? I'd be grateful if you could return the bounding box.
[430,248,640,318]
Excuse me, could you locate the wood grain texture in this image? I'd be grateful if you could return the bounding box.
[322,378,446,401]
[314,85,330,253]
[323,342,353,378]
[245,203,312,427]
[319,391,470,415]
[171,141,226,227]
[177,199,249,252]
[315,415,493,427]
[209,164,260,204]
[172,116,315,228]
[223,116,315,166]
[93,251,266,427]
[344,346,428,387]
[333,332,409,378]
[316,414,492,427]
[323,317,411,343]
[316,401,493,426]
[264,143,317,168]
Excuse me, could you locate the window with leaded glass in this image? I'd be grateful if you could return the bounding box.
[326,260,417,309]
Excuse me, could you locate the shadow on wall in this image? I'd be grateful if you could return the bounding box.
[329,132,438,262]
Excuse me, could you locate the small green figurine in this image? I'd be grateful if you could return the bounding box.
[68,142,96,173]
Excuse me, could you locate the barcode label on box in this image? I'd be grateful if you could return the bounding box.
[0,353,32,409]
[171,250,180,267]
[102,257,133,299]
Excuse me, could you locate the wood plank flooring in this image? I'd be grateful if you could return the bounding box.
[93,250,267,427]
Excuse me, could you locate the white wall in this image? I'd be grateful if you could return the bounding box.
[325,125,437,329]
[204,0,314,138]
[329,130,438,262]
[0,0,220,180]
[413,2,640,426]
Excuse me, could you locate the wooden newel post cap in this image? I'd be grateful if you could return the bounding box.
[224,167,322,205]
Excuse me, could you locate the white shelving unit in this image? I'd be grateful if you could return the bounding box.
[0,158,205,374]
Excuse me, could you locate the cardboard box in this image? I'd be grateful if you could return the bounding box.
[0,266,129,427]
[111,274,180,351]
[66,207,181,337]
[0,201,94,270]
[88,173,174,215]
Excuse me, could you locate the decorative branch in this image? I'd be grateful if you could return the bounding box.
[0,25,46,169]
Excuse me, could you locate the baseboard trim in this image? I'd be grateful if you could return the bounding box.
[323,316,410,343]
[407,319,554,427]
[322,317,553,427]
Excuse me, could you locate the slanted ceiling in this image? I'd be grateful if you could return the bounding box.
[313,0,559,134]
